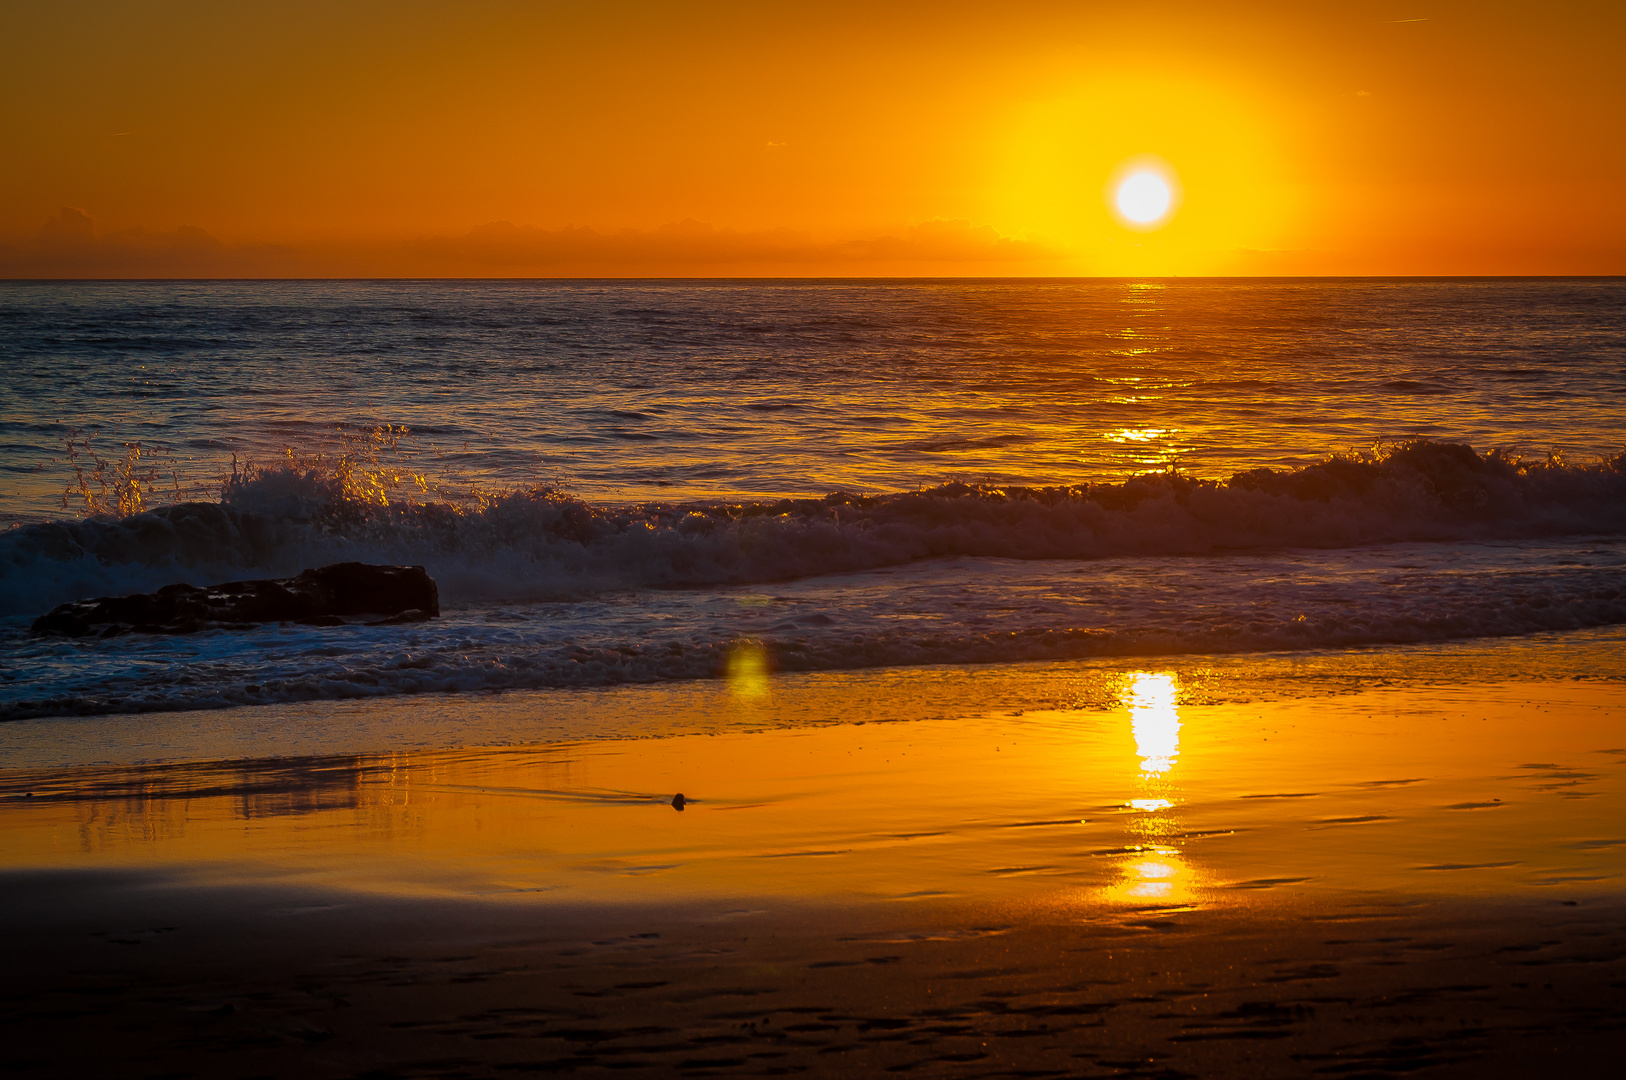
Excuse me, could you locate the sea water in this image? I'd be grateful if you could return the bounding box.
[1,278,1623,728]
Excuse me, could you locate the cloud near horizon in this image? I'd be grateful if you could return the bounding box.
[0,210,1069,279]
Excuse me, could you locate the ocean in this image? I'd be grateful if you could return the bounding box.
[2,278,1623,734]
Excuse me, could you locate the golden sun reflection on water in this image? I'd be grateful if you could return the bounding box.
[1096,284,1187,472]
[1104,427,1174,443]
[1106,672,1197,907]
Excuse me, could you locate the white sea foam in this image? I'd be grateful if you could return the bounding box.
[4,441,1622,620]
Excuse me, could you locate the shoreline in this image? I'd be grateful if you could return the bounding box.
[4,625,1624,771]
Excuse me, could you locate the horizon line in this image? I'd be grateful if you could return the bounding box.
[3,274,1624,284]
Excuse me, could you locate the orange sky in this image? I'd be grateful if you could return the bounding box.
[2,1,1622,277]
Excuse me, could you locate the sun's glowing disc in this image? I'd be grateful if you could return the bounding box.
[1115,171,1172,225]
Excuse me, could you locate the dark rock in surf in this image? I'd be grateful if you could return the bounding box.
[30,562,439,638]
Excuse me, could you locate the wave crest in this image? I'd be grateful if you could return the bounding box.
[4,440,1623,617]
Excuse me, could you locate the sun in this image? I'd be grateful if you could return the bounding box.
[1115,170,1173,226]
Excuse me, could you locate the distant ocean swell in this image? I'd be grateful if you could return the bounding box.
[3,441,1622,619]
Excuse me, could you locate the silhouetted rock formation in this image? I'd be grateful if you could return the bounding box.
[31,562,439,637]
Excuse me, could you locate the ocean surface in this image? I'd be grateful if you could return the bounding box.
[1,278,1623,729]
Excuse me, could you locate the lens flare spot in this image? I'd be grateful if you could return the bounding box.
[725,639,769,698]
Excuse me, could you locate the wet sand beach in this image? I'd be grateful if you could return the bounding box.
[2,673,1623,1077]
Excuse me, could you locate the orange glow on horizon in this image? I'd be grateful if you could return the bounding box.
[1,2,1622,277]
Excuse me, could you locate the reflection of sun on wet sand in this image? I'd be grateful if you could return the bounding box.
[1110,672,1194,905]
[11,678,1619,906]
[1,675,1623,1075]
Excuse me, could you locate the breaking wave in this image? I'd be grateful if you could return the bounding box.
[4,441,1624,618]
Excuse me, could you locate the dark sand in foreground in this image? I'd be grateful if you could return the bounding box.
[6,874,1623,1079]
